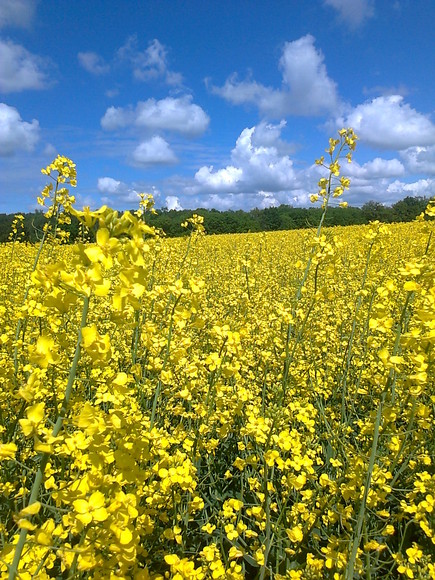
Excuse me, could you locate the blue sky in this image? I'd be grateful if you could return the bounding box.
[1,0,435,214]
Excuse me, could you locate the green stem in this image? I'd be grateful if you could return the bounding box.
[345,391,385,580]
[8,294,89,580]
[340,239,375,422]
[259,463,273,580]
[150,294,181,428]
[13,179,61,380]
[345,293,412,579]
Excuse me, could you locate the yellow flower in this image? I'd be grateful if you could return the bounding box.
[0,442,17,460]
[287,525,304,543]
[19,402,45,437]
[201,523,216,534]
[18,501,41,518]
[81,324,112,363]
[73,491,108,525]
[28,335,59,368]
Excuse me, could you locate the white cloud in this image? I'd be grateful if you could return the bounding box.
[101,96,210,137]
[212,35,340,117]
[96,177,162,208]
[347,158,405,179]
[135,97,209,136]
[387,178,435,198]
[193,121,296,194]
[77,37,183,85]
[100,106,134,131]
[165,195,183,210]
[332,174,435,208]
[132,136,178,166]
[196,193,238,211]
[117,37,183,86]
[278,36,339,115]
[195,165,243,191]
[78,52,110,75]
[97,177,124,194]
[400,146,435,175]
[324,0,374,28]
[258,191,280,209]
[177,121,428,211]
[0,38,50,92]
[337,96,435,150]
[0,102,39,155]
[250,119,291,151]
[0,0,36,29]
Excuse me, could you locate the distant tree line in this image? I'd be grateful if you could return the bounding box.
[0,196,431,243]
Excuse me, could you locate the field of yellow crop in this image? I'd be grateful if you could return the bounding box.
[1,133,434,579]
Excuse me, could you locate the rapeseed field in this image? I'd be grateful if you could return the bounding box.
[1,130,434,579]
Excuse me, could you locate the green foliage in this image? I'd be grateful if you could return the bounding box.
[0,196,431,243]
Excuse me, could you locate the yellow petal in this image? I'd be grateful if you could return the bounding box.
[34,529,52,546]
[164,554,180,565]
[19,501,41,517]
[81,325,98,348]
[27,402,45,424]
[119,528,133,544]
[93,507,109,522]
[19,418,34,437]
[34,438,53,454]
[84,245,103,263]
[96,227,109,247]
[94,279,111,297]
[73,499,89,514]
[76,512,92,526]
[113,372,128,386]
[0,442,17,459]
[17,518,37,530]
[89,491,105,510]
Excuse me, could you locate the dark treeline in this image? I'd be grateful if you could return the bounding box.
[0,196,431,243]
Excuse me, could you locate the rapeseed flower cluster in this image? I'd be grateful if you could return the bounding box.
[0,131,434,579]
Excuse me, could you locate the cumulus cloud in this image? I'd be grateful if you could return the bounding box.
[101,96,210,137]
[0,38,50,92]
[257,191,280,209]
[78,52,110,75]
[347,158,405,179]
[135,97,209,136]
[100,106,134,131]
[132,136,178,166]
[179,121,425,211]
[337,96,435,150]
[323,0,374,28]
[97,177,138,205]
[211,35,340,117]
[387,178,435,198]
[77,37,182,85]
[0,0,36,29]
[194,193,239,211]
[195,165,243,192]
[0,102,39,155]
[193,121,296,195]
[117,37,183,86]
[165,195,183,211]
[97,177,124,194]
[97,177,162,208]
[400,146,435,175]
